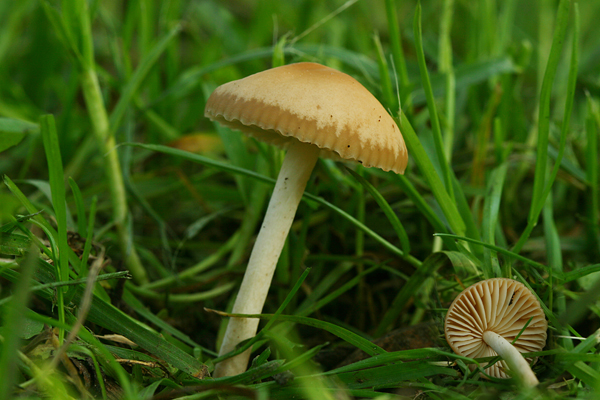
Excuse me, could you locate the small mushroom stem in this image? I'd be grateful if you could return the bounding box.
[482,331,539,387]
[214,140,320,377]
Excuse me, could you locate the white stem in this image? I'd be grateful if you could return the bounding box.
[214,140,320,377]
[482,331,539,387]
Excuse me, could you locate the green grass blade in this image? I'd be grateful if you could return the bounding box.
[533,2,579,224]
[531,0,572,211]
[3,176,80,269]
[346,168,410,253]
[40,115,69,285]
[373,32,397,113]
[395,174,448,235]
[481,164,507,278]
[61,0,94,68]
[586,95,600,255]
[375,252,448,336]
[0,248,37,398]
[122,289,218,357]
[0,232,31,256]
[299,263,381,317]
[25,310,135,397]
[435,233,550,275]
[413,3,454,201]
[39,114,69,345]
[202,83,253,203]
[78,195,97,278]
[109,24,181,135]
[513,0,572,253]
[397,114,465,236]
[0,117,38,152]
[383,0,409,108]
[562,264,600,283]
[335,360,457,389]
[68,177,87,237]
[209,311,386,357]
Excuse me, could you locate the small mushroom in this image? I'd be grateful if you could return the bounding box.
[205,62,408,377]
[444,278,547,387]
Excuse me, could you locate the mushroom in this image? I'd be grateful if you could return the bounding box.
[444,278,547,387]
[205,62,408,377]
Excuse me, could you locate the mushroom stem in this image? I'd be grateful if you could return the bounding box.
[214,140,320,377]
[482,331,539,387]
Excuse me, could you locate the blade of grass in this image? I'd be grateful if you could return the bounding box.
[78,195,97,278]
[139,230,239,291]
[40,115,69,285]
[512,0,572,254]
[562,264,600,283]
[395,174,448,235]
[298,263,382,318]
[0,117,38,152]
[383,0,410,109]
[346,168,410,254]
[202,83,253,204]
[108,24,181,136]
[544,176,571,349]
[439,0,455,161]
[335,360,458,389]
[397,114,466,236]
[585,95,600,256]
[3,176,81,269]
[435,233,551,275]
[534,2,580,222]
[481,164,507,278]
[0,247,38,398]
[39,114,68,345]
[373,32,397,113]
[413,3,454,202]
[25,310,135,397]
[68,178,87,237]
[207,310,386,357]
[374,252,448,336]
[122,289,218,357]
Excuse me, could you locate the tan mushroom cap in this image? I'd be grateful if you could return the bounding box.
[444,278,547,379]
[204,62,408,174]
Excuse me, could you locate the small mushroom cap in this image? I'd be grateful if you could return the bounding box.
[204,62,408,174]
[444,278,547,379]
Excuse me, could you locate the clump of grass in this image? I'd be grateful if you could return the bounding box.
[1,0,600,399]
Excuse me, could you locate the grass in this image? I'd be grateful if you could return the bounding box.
[1,0,600,398]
